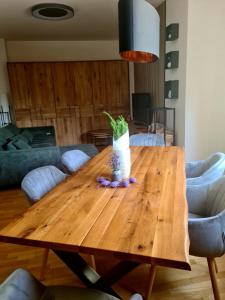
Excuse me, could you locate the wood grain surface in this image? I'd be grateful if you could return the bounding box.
[0,146,190,271]
[7,61,130,145]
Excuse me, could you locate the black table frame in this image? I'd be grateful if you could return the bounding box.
[54,250,140,299]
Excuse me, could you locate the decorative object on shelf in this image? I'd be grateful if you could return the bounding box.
[166,23,179,41]
[118,0,160,63]
[165,80,179,99]
[103,112,131,179]
[165,51,179,69]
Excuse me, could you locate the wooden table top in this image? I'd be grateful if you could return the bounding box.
[0,146,190,270]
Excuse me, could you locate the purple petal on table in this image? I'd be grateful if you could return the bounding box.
[101,180,111,187]
[110,181,120,188]
[129,177,137,183]
[97,176,105,183]
[121,180,129,188]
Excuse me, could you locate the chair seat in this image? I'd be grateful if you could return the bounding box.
[41,286,118,300]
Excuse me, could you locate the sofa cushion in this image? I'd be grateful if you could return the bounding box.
[0,127,14,139]
[21,129,33,142]
[0,137,7,149]
[6,141,17,150]
[13,139,32,150]
[5,124,21,135]
[12,134,29,143]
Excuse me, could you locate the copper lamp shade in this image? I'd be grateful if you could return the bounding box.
[118,0,160,63]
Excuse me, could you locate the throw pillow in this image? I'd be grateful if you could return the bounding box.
[12,134,29,143]
[13,139,32,150]
[6,141,17,150]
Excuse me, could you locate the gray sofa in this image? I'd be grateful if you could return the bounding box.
[0,144,98,189]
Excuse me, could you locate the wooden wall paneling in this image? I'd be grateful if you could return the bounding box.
[91,61,106,107]
[55,107,76,146]
[119,61,130,109]
[51,62,75,107]
[70,106,81,144]
[7,63,32,110]
[104,61,121,109]
[29,63,56,116]
[14,109,32,127]
[71,62,93,106]
[52,62,79,145]
[8,60,130,146]
[79,105,95,142]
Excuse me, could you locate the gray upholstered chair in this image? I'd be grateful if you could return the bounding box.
[21,165,67,203]
[129,133,164,146]
[186,152,225,186]
[0,268,143,300]
[187,176,225,299]
[61,149,91,173]
[21,166,67,279]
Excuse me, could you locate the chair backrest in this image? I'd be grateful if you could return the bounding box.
[21,165,67,203]
[202,152,225,175]
[206,176,225,216]
[61,150,90,173]
[0,268,143,300]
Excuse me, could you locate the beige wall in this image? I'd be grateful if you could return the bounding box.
[185,0,225,160]
[165,0,188,146]
[0,39,10,111]
[6,40,120,62]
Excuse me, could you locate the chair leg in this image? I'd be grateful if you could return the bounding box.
[207,257,221,300]
[214,258,219,273]
[146,264,156,300]
[40,249,49,281]
[90,255,96,270]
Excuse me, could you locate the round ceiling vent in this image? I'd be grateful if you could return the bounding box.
[31,3,74,20]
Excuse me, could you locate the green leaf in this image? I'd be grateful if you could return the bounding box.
[103,111,128,140]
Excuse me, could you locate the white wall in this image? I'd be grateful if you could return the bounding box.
[0,39,10,111]
[185,0,225,160]
[6,40,120,62]
[165,0,188,147]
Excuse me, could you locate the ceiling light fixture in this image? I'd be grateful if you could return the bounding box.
[118,0,160,63]
[31,3,74,21]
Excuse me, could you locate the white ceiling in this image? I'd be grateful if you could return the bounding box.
[0,0,164,41]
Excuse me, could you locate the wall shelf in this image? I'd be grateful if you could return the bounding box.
[165,51,179,69]
[165,80,179,99]
[166,23,179,41]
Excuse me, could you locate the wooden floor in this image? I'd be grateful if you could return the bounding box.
[0,189,225,299]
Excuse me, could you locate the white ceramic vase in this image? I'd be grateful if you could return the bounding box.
[113,131,131,180]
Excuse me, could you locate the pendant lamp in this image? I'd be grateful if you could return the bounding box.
[118,0,160,63]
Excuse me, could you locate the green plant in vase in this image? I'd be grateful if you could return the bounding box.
[103,111,130,179]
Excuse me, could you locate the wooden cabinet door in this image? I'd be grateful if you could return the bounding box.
[8,63,31,110]
[71,62,93,106]
[8,60,130,145]
[29,62,56,119]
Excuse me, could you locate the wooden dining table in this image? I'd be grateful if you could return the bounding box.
[0,146,191,299]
